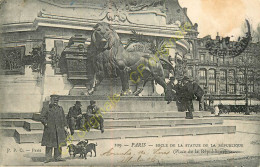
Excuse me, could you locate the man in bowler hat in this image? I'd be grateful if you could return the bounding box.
[181,76,195,119]
[165,76,177,104]
[85,100,104,133]
[67,101,83,135]
[40,95,68,163]
[174,77,185,112]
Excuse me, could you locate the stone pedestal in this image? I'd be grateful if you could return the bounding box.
[45,95,200,113]
[42,63,73,100]
[0,65,43,113]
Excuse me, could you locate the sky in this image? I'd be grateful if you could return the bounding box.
[179,0,260,39]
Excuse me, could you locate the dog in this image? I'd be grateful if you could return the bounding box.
[67,144,84,158]
[81,143,97,159]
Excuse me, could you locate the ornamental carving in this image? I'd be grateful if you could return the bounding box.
[0,46,24,74]
[126,0,166,12]
[103,0,128,22]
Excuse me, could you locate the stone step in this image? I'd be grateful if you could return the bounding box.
[0,113,34,119]
[0,119,42,131]
[14,125,236,143]
[103,111,212,120]
[0,119,27,127]
[23,120,44,131]
[32,111,213,121]
[0,127,18,137]
[19,118,223,131]
[104,118,223,128]
[14,128,43,144]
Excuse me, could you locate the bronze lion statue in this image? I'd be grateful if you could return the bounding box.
[87,22,175,96]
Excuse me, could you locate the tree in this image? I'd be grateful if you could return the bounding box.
[241,22,260,43]
[235,42,260,114]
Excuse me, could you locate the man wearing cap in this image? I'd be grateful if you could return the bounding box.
[40,95,68,163]
[85,100,104,133]
[66,101,83,135]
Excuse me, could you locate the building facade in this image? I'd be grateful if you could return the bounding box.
[185,35,260,99]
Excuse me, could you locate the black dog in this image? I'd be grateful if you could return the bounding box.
[82,143,97,159]
[67,144,84,158]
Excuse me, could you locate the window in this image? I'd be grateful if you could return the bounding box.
[249,85,254,93]
[237,71,244,82]
[210,55,214,62]
[200,54,205,63]
[239,84,245,93]
[187,67,193,77]
[248,70,254,82]
[209,84,216,93]
[228,57,234,64]
[220,70,226,81]
[219,56,224,64]
[228,85,235,94]
[199,69,206,80]
[205,54,209,62]
[209,69,215,80]
[228,70,235,82]
[219,70,227,94]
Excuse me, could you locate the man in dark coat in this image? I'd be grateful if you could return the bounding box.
[66,101,83,135]
[84,100,104,133]
[181,76,195,119]
[165,76,176,104]
[174,78,185,112]
[192,81,205,111]
[40,95,68,163]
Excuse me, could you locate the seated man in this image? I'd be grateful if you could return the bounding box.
[84,100,104,133]
[66,101,83,135]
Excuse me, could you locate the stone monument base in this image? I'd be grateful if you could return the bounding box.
[42,95,200,113]
[69,78,160,96]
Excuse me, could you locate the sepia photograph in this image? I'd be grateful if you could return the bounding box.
[0,0,260,166]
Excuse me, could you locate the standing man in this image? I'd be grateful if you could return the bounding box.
[66,101,83,135]
[85,100,104,133]
[40,95,68,163]
[174,78,185,112]
[181,76,195,119]
[165,76,176,104]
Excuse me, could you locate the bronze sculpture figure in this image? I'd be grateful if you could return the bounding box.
[87,22,175,96]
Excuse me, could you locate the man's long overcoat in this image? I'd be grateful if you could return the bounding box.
[40,104,67,148]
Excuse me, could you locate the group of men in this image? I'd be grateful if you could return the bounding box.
[66,100,104,135]
[166,76,204,119]
[40,96,104,163]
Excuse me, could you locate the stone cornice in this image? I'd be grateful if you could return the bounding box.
[1,11,195,39]
[0,22,36,33]
[39,0,104,9]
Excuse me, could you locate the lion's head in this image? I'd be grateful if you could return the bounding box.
[91,22,120,50]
